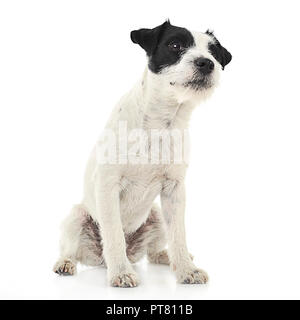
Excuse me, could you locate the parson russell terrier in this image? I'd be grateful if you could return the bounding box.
[53,20,232,287]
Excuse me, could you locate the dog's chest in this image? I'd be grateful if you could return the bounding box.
[117,167,165,231]
[119,165,184,208]
[120,167,164,204]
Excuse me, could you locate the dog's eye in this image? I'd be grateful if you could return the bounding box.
[168,42,181,52]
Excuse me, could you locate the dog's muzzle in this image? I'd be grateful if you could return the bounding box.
[183,58,215,91]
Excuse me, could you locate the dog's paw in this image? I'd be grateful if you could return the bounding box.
[148,250,170,265]
[53,259,77,276]
[110,272,139,288]
[177,268,208,284]
[148,250,194,265]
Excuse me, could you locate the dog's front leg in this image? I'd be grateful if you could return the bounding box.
[95,175,139,288]
[161,181,208,284]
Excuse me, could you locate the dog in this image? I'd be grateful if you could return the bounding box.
[53,20,232,287]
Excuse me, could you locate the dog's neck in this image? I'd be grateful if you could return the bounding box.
[138,68,197,130]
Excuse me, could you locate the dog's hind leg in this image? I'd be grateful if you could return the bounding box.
[126,204,169,265]
[53,205,83,275]
[129,204,193,266]
[53,205,104,276]
[146,204,170,265]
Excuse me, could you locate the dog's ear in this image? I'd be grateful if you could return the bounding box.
[219,46,232,70]
[206,30,232,70]
[130,20,170,56]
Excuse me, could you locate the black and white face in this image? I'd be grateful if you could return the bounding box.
[131,21,232,101]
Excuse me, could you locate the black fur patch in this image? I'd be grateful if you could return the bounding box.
[206,30,232,70]
[131,20,195,73]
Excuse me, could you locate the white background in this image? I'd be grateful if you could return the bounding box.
[0,0,300,300]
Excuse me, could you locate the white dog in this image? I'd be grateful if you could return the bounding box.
[53,20,232,287]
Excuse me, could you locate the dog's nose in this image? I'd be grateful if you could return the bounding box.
[194,58,214,74]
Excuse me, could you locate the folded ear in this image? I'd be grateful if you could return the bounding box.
[130,20,170,56]
[220,46,232,70]
[206,30,232,70]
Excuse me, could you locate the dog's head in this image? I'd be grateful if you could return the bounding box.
[131,20,232,102]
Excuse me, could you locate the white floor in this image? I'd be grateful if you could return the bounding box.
[2,244,300,300]
[2,190,300,300]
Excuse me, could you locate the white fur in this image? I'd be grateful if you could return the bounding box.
[54,31,220,287]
